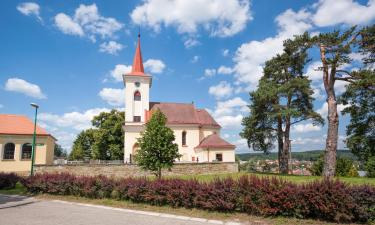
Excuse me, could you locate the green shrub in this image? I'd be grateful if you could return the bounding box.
[309,156,358,177]
[366,156,375,178]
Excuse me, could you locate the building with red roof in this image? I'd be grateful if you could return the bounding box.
[123,35,235,163]
[0,114,56,173]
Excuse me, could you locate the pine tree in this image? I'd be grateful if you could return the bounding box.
[241,33,323,174]
[135,109,180,178]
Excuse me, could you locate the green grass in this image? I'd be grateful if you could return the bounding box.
[0,182,27,195]
[168,172,375,186]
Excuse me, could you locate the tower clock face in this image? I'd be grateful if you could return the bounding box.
[135,82,140,87]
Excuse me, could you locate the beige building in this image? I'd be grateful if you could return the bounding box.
[123,35,236,163]
[0,114,56,173]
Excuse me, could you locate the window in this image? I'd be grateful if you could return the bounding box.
[3,143,15,160]
[135,82,140,87]
[182,131,187,146]
[215,153,223,162]
[22,143,32,159]
[134,91,141,101]
[133,116,141,122]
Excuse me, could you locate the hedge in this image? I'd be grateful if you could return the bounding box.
[21,173,375,223]
[0,172,22,189]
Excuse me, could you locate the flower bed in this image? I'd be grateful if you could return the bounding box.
[22,173,375,223]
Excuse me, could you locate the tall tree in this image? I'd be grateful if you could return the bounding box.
[135,109,180,178]
[54,144,67,158]
[91,110,125,160]
[311,27,363,177]
[69,129,96,160]
[241,33,323,174]
[69,109,124,160]
[339,25,375,162]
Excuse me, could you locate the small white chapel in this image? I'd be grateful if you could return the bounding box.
[123,34,236,163]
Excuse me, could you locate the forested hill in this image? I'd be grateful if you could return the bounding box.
[236,150,356,161]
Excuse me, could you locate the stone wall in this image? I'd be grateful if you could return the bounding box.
[34,162,238,178]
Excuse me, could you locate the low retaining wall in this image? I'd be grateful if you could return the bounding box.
[34,162,238,178]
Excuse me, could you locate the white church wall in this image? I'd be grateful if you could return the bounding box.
[169,125,200,162]
[196,148,235,163]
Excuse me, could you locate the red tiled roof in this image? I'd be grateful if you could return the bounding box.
[149,102,220,128]
[0,114,51,136]
[126,35,147,76]
[195,134,235,149]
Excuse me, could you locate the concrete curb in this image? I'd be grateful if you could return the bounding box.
[0,194,37,209]
[50,199,242,225]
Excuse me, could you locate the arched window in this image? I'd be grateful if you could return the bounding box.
[182,131,187,146]
[134,91,141,101]
[3,143,15,160]
[22,143,32,159]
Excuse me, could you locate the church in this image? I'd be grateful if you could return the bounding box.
[123,35,236,163]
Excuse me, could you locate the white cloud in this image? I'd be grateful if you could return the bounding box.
[99,41,124,55]
[39,108,111,131]
[313,0,375,27]
[109,64,132,82]
[130,0,252,37]
[204,68,216,77]
[293,137,321,145]
[217,66,233,74]
[191,55,200,63]
[207,97,248,129]
[144,59,166,74]
[54,13,84,36]
[99,88,125,106]
[5,78,46,99]
[233,8,312,91]
[54,4,123,41]
[184,37,200,48]
[222,49,229,57]
[292,123,322,133]
[208,81,233,99]
[305,61,322,81]
[17,2,42,21]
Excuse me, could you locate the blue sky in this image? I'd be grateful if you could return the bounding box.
[1,0,374,153]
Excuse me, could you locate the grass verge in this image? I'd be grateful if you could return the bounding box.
[0,183,27,195]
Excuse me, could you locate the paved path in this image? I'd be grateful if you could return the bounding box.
[0,195,242,225]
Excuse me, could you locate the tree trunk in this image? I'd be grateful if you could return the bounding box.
[277,116,284,173]
[157,167,162,179]
[320,44,339,177]
[323,95,339,177]
[280,114,291,174]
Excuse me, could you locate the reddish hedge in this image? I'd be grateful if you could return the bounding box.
[0,172,21,189]
[22,173,375,223]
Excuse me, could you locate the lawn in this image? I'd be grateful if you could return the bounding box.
[169,172,375,186]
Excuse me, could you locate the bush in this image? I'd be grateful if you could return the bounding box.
[22,173,375,223]
[310,156,358,177]
[0,172,21,189]
[366,156,375,178]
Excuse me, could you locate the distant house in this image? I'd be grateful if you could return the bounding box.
[0,114,56,173]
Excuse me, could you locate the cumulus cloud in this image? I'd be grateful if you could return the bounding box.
[17,2,42,21]
[317,102,349,117]
[208,81,233,99]
[292,123,322,133]
[233,8,313,91]
[5,78,46,99]
[130,0,252,38]
[313,0,375,27]
[207,97,248,129]
[99,88,125,106]
[39,108,111,131]
[99,41,124,55]
[144,59,166,74]
[204,68,216,77]
[54,4,123,41]
[108,64,132,82]
[217,66,233,74]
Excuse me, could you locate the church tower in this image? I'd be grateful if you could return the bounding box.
[123,34,152,163]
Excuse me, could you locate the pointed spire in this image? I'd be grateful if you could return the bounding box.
[127,32,146,76]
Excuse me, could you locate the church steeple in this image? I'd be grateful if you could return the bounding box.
[127,33,146,76]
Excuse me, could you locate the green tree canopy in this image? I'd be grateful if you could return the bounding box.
[241,33,323,174]
[135,109,180,178]
[69,109,124,160]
